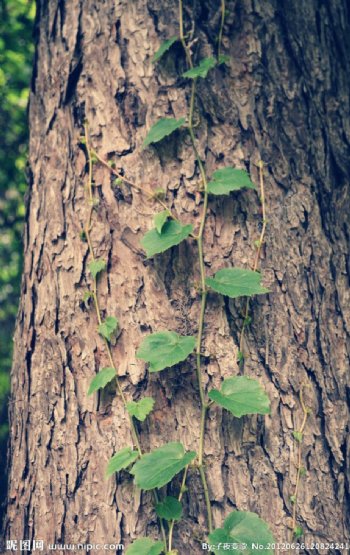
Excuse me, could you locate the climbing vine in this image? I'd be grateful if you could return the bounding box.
[289,384,311,542]
[78,2,292,554]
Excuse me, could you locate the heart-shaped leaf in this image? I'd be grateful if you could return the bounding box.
[208,376,270,417]
[88,366,116,396]
[183,57,216,79]
[126,538,164,555]
[207,167,255,195]
[155,496,183,521]
[141,220,193,258]
[208,511,275,555]
[143,117,186,147]
[153,210,169,233]
[136,331,196,372]
[98,316,118,342]
[88,258,106,279]
[152,36,178,63]
[130,442,196,490]
[206,268,269,299]
[126,397,155,422]
[106,447,139,477]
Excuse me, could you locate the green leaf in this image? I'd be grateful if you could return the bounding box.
[153,187,166,199]
[244,315,252,326]
[155,496,183,521]
[218,54,230,65]
[183,57,216,79]
[152,36,178,63]
[98,316,118,342]
[143,117,186,147]
[207,528,232,550]
[130,442,196,490]
[209,376,270,417]
[136,331,196,372]
[153,210,169,234]
[141,220,193,258]
[206,268,269,299]
[88,258,107,279]
[106,447,139,477]
[208,511,275,555]
[292,431,303,442]
[207,167,255,195]
[88,367,116,396]
[83,290,93,303]
[293,526,303,539]
[127,397,155,422]
[126,538,164,555]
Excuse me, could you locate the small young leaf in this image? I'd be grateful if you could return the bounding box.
[290,495,296,504]
[208,376,270,417]
[183,57,216,79]
[293,526,303,539]
[106,447,139,478]
[126,538,164,555]
[88,367,116,396]
[218,54,230,65]
[244,315,252,326]
[126,397,155,422]
[98,316,118,342]
[130,442,196,490]
[155,496,182,521]
[143,117,186,147]
[153,210,169,234]
[299,466,307,476]
[136,331,196,372]
[206,268,269,299]
[88,258,107,279]
[207,167,255,195]
[208,511,275,555]
[141,220,193,258]
[292,431,303,442]
[152,36,178,63]
[82,290,93,303]
[153,187,166,199]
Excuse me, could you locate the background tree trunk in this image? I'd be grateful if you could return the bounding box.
[4,0,350,553]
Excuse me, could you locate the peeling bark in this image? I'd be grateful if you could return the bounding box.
[4,1,350,554]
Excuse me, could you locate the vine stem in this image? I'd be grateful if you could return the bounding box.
[90,149,179,222]
[179,1,213,536]
[239,160,267,357]
[290,384,310,545]
[179,0,193,69]
[83,123,167,548]
[218,0,226,59]
[84,123,142,454]
[168,465,189,552]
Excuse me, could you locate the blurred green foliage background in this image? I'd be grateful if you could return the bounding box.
[0,0,34,514]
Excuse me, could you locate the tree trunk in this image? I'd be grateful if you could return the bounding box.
[4,0,350,553]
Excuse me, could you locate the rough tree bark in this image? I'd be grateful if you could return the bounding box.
[4,0,350,553]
